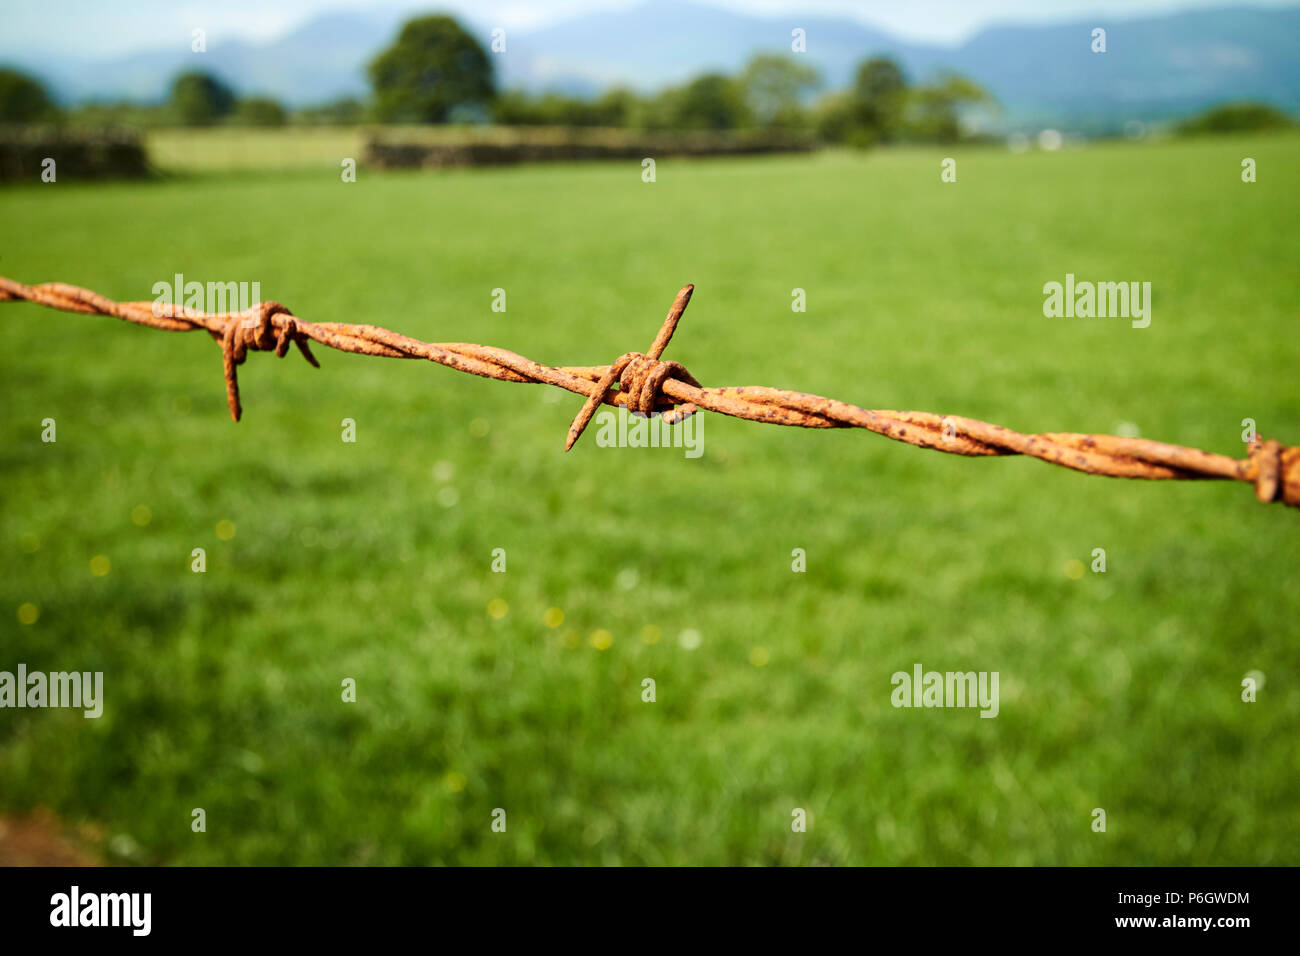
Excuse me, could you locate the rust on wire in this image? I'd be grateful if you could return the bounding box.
[2,275,1296,509]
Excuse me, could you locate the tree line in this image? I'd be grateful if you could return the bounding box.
[361,14,995,145]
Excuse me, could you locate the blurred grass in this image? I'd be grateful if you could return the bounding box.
[146,127,364,172]
[1,133,1298,865]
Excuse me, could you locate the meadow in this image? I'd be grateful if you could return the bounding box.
[1,132,1298,864]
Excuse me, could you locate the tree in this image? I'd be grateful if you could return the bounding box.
[739,54,820,128]
[849,57,908,144]
[232,97,288,127]
[669,73,750,131]
[492,91,608,127]
[812,91,856,144]
[593,87,640,128]
[0,68,57,122]
[1176,101,1294,136]
[490,88,640,128]
[904,73,993,143]
[294,97,366,126]
[170,71,236,125]
[368,15,494,123]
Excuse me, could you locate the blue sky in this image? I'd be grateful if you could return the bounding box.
[2,0,1296,57]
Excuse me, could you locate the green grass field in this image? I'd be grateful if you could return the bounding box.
[1,133,1298,865]
[146,127,364,172]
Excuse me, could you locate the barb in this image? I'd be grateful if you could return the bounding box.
[2,275,1296,509]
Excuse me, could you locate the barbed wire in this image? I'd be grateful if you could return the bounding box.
[2,275,1295,509]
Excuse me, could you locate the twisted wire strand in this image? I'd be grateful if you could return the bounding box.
[2,275,1295,509]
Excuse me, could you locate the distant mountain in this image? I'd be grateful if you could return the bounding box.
[940,6,1300,127]
[1,11,394,106]
[488,0,904,93]
[3,2,1298,130]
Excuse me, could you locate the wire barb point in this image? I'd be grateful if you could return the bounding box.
[565,284,701,451]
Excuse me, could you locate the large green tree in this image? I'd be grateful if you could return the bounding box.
[905,73,992,143]
[739,54,820,128]
[170,71,236,125]
[668,73,750,131]
[850,57,908,144]
[0,68,57,122]
[368,15,494,123]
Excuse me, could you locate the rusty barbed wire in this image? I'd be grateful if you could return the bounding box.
[2,275,1296,509]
